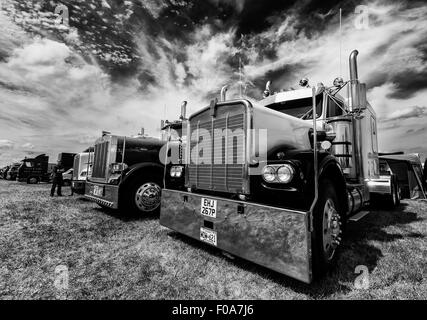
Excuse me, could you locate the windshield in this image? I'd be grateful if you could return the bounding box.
[265,95,322,119]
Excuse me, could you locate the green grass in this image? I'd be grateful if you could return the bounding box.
[0,180,426,299]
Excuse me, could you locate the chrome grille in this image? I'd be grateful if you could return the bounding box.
[92,141,109,178]
[188,113,246,193]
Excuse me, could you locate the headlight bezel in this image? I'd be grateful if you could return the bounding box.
[262,164,295,184]
[170,165,184,178]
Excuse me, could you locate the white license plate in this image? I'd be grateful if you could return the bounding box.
[93,185,104,197]
[200,227,217,246]
[200,197,217,218]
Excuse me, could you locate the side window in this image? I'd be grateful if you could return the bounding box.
[327,97,344,118]
[371,116,378,153]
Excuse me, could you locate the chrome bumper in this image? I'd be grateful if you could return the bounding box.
[84,181,119,209]
[160,189,312,283]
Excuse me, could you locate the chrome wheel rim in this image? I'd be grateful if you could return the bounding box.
[134,182,161,212]
[322,199,342,261]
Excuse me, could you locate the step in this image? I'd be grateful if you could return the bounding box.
[349,210,370,222]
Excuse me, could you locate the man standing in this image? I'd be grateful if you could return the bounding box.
[51,161,64,197]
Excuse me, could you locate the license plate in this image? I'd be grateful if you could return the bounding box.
[200,197,217,218]
[92,185,104,197]
[200,227,217,246]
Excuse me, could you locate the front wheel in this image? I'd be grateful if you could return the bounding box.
[123,177,162,215]
[312,179,345,279]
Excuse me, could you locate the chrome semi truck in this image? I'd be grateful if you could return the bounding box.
[84,107,186,215]
[70,152,92,195]
[160,50,399,283]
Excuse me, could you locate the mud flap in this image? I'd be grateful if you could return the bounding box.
[160,189,312,283]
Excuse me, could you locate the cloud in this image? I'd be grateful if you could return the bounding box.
[1,0,427,165]
[0,139,14,150]
[21,142,35,149]
[383,105,427,122]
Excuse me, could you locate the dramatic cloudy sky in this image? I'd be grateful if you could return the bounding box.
[0,0,426,166]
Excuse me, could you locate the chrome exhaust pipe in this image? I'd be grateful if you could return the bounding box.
[349,50,359,111]
[349,50,359,81]
[180,101,187,120]
[220,85,228,101]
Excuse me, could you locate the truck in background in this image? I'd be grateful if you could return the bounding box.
[71,152,92,194]
[17,154,50,184]
[6,163,21,181]
[57,153,76,171]
[84,104,186,215]
[0,165,10,179]
[160,50,400,283]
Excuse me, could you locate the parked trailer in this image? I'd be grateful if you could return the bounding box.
[160,50,399,283]
[84,106,186,215]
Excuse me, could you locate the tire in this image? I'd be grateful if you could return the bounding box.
[383,178,400,208]
[122,175,163,216]
[27,177,39,184]
[312,179,345,279]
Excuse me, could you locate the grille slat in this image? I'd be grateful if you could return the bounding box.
[188,112,246,193]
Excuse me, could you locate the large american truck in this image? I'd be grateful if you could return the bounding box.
[160,50,399,283]
[84,106,186,215]
[17,154,50,184]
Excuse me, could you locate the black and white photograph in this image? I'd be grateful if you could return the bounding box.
[0,0,426,305]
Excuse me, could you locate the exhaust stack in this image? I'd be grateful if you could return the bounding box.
[220,85,228,101]
[180,101,187,120]
[349,50,359,111]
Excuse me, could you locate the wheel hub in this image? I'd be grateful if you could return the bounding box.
[322,199,342,260]
[135,182,161,212]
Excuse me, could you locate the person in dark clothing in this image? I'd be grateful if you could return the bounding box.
[51,161,65,196]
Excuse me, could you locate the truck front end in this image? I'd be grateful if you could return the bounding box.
[85,135,126,209]
[160,99,315,283]
[72,153,90,195]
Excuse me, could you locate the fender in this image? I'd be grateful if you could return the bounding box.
[121,162,164,186]
[317,154,348,213]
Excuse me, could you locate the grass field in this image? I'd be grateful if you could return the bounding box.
[0,179,426,299]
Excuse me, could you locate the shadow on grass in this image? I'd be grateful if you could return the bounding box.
[91,205,160,222]
[165,202,422,298]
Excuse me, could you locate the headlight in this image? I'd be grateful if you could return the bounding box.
[170,166,183,178]
[109,163,128,173]
[277,165,294,183]
[262,166,276,182]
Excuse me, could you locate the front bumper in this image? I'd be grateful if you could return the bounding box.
[72,180,86,195]
[84,181,119,209]
[160,189,312,283]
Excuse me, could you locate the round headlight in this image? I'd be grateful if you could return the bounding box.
[262,166,276,182]
[174,166,183,178]
[170,166,176,177]
[277,165,294,183]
